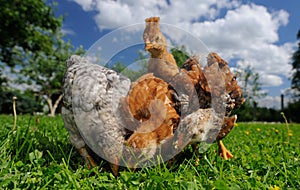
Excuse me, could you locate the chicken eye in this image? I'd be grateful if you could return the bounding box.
[155,36,160,41]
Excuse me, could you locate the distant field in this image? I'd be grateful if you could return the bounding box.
[0,115,299,189]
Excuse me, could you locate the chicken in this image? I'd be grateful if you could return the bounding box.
[217,115,237,159]
[143,17,179,82]
[62,16,245,175]
[138,28,245,159]
[125,73,179,142]
[176,52,245,159]
[159,109,236,162]
[120,73,179,165]
[124,17,244,163]
[61,55,239,174]
[119,17,181,165]
[177,52,245,112]
[62,55,131,175]
[205,52,245,114]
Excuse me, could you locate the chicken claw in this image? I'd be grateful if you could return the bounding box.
[218,140,233,160]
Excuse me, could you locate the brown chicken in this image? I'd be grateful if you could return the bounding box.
[143,17,179,82]
[158,108,237,165]
[122,74,180,163]
[120,17,182,165]
[206,52,245,114]
[176,52,245,159]
[178,53,244,112]
[125,17,244,162]
[217,115,237,159]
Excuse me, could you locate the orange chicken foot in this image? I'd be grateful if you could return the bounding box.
[218,140,233,160]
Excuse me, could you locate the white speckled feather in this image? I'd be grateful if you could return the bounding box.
[62,55,131,164]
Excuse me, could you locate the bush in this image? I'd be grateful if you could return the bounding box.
[0,89,42,114]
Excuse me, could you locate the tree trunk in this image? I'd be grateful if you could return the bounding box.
[46,94,63,117]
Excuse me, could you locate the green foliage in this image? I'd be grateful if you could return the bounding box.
[283,100,300,123]
[171,45,190,67]
[0,70,8,88]
[0,89,42,114]
[234,102,283,122]
[0,0,62,66]
[291,29,300,96]
[1,115,299,189]
[0,0,85,115]
[110,52,148,81]
[18,37,84,99]
[235,65,267,121]
[110,61,147,81]
[239,65,266,102]
[110,62,127,73]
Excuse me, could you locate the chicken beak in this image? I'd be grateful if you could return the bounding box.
[145,43,152,50]
[144,38,152,50]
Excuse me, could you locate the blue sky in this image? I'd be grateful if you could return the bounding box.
[52,0,300,109]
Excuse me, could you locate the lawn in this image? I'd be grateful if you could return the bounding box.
[0,114,299,189]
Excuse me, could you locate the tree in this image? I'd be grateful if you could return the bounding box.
[0,1,83,116]
[110,51,148,81]
[171,45,190,67]
[0,89,42,114]
[241,66,266,102]
[280,29,300,123]
[291,29,300,97]
[0,70,8,90]
[235,65,266,121]
[0,0,61,67]
[284,100,300,123]
[17,37,84,116]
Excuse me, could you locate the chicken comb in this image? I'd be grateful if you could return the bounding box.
[145,17,160,23]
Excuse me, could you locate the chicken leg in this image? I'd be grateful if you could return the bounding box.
[110,159,120,177]
[216,116,236,160]
[218,140,233,160]
[78,147,97,169]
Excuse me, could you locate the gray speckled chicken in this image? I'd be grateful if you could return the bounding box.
[61,55,131,175]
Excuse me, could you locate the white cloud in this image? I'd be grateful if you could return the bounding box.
[260,74,283,87]
[257,95,281,109]
[73,0,96,11]
[72,0,296,90]
[257,93,294,110]
[72,0,239,30]
[61,27,75,35]
[185,4,294,78]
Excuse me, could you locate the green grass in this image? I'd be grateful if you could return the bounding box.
[0,115,299,189]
